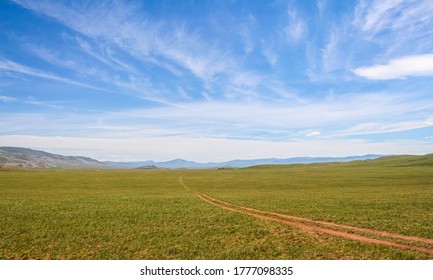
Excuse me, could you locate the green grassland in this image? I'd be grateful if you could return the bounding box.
[1,155,433,259]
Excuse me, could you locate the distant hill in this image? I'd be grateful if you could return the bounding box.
[136,165,163,170]
[0,147,106,169]
[365,154,433,167]
[0,146,387,169]
[248,154,433,169]
[105,158,206,169]
[107,154,383,169]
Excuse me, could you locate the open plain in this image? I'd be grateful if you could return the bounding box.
[1,155,432,260]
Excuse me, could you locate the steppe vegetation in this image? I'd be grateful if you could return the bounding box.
[1,155,432,259]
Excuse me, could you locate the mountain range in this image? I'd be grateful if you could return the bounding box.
[105,155,383,169]
[0,146,383,169]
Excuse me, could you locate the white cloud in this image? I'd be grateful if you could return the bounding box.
[306,131,321,137]
[353,54,433,80]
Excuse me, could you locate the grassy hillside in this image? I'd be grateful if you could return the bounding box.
[247,154,433,169]
[367,154,433,167]
[1,157,432,259]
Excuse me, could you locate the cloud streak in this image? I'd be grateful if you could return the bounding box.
[0,95,17,103]
[10,0,300,105]
[0,58,107,91]
[286,5,306,43]
[2,91,431,142]
[11,1,237,86]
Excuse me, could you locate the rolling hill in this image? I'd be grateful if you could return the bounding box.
[0,147,105,169]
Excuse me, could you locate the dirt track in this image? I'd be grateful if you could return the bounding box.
[178,176,191,191]
[199,193,433,246]
[179,176,433,256]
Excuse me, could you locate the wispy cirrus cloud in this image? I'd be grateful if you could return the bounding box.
[353,0,433,39]
[2,91,428,142]
[239,14,257,55]
[308,0,433,80]
[25,44,78,70]
[0,58,106,91]
[353,0,405,33]
[285,5,307,43]
[352,0,433,57]
[316,0,327,18]
[11,1,234,85]
[72,36,138,74]
[0,54,175,107]
[261,41,278,67]
[321,28,342,73]
[343,118,433,136]
[11,0,292,104]
[19,37,191,106]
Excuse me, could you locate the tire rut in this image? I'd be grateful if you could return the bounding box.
[199,193,433,246]
[197,193,433,256]
[178,176,433,256]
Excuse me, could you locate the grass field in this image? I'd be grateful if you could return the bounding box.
[1,155,433,259]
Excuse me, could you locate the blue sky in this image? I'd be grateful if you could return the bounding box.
[1,0,433,161]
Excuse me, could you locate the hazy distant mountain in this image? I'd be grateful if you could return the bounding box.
[104,160,156,168]
[109,154,383,169]
[212,155,383,168]
[0,147,105,168]
[0,147,383,169]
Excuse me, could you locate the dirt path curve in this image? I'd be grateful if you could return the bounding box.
[199,193,433,246]
[178,176,433,255]
[197,193,433,255]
